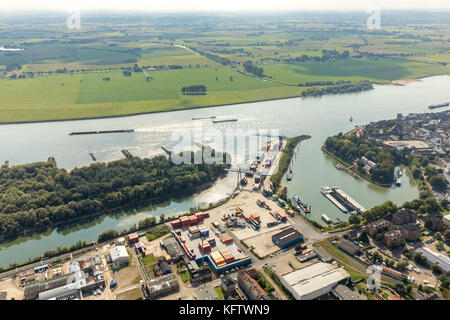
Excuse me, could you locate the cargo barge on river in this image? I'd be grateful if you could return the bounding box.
[69,129,134,135]
[321,185,365,214]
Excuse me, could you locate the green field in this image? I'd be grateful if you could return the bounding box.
[0,67,299,123]
[263,58,449,85]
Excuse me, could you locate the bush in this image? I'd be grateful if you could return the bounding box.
[98,229,119,242]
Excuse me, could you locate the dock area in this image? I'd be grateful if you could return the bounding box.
[323,191,349,213]
[332,186,366,213]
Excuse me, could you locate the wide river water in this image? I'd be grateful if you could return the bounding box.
[0,75,449,267]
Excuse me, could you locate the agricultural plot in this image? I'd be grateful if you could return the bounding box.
[263,58,449,85]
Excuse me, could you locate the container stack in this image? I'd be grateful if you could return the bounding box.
[199,241,211,254]
[199,227,209,237]
[195,212,204,222]
[189,226,200,239]
[220,234,233,244]
[206,237,216,247]
[189,215,199,226]
[211,251,226,267]
[180,216,190,228]
[219,249,235,264]
[171,219,181,229]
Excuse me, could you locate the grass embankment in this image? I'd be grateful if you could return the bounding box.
[270,135,311,194]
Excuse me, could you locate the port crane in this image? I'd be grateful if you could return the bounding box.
[225,167,272,188]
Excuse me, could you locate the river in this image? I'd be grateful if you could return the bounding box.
[0,75,449,267]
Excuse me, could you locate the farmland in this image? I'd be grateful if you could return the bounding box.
[0,11,448,123]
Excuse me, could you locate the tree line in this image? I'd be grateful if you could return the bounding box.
[181,85,207,95]
[0,152,228,238]
[301,81,373,97]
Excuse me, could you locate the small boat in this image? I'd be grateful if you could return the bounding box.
[192,116,216,120]
[287,168,293,181]
[322,214,332,224]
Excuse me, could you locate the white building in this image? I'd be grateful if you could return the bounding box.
[280,262,350,300]
[110,246,129,266]
[444,214,450,227]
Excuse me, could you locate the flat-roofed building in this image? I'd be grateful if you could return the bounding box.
[194,286,218,300]
[272,227,303,249]
[110,245,129,266]
[280,262,350,300]
[145,274,179,299]
[337,239,360,256]
[415,247,450,275]
[332,284,361,300]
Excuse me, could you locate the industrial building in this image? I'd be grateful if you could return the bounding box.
[161,237,185,262]
[337,239,361,256]
[24,255,105,300]
[415,247,450,275]
[313,247,333,263]
[272,227,303,249]
[109,245,129,266]
[280,262,350,300]
[332,284,361,300]
[145,273,179,299]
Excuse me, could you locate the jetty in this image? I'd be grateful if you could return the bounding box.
[212,119,238,123]
[428,102,449,110]
[121,149,133,159]
[69,129,134,136]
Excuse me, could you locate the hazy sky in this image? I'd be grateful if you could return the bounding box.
[1,0,449,11]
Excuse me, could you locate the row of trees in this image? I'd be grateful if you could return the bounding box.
[0,153,228,238]
[181,85,207,95]
[301,80,374,97]
[298,80,351,87]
